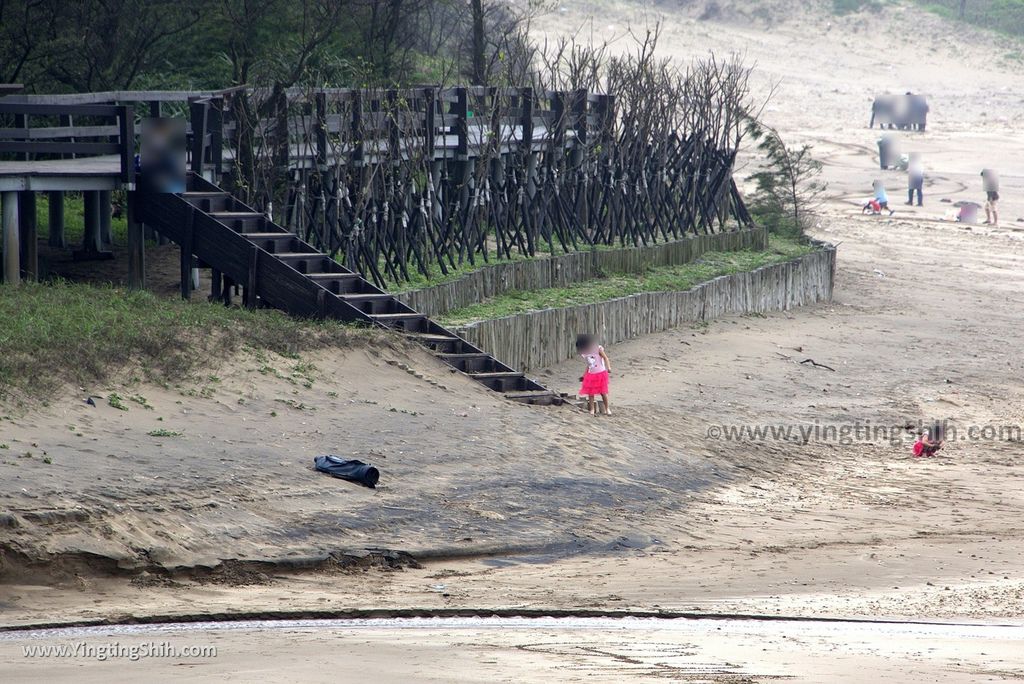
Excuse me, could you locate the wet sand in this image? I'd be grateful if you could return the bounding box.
[4,1,1024,681]
[3,617,1023,683]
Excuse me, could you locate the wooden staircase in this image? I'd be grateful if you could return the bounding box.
[135,175,558,404]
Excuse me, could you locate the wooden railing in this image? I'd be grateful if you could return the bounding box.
[0,102,135,185]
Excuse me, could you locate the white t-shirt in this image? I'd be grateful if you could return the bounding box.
[582,346,606,374]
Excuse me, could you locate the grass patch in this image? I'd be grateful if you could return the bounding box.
[831,0,885,15]
[107,393,129,411]
[383,241,655,293]
[913,0,1024,38]
[384,252,531,293]
[0,280,377,404]
[33,193,129,246]
[147,429,181,437]
[439,236,815,327]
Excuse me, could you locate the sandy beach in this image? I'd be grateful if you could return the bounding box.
[3,1,1024,681]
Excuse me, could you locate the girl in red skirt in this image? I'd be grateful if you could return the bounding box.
[576,334,611,416]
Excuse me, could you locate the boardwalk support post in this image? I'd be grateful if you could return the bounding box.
[2,191,20,285]
[83,191,100,251]
[99,189,113,246]
[75,191,112,260]
[18,191,37,281]
[210,269,222,302]
[127,192,145,289]
[181,207,195,299]
[48,191,65,248]
[245,244,259,309]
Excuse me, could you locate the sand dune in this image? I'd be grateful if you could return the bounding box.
[3,1,1024,681]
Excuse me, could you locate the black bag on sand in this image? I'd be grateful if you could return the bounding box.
[314,455,380,488]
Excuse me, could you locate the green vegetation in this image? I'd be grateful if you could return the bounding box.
[147,429,181,438]
[439,237,814,326]
[0,281,375,403]
[382,242,626,292]
[746,122,827,239]
[832,0,885,14]
[106,393,129,411]
[915,0,1024,37]
[2,0,535,93]
[383,252,532,293]
[33,193,130,247]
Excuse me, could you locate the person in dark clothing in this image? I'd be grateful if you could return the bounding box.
[908,93,929,131]
[982,169,1000,226]
[906,153,924,206]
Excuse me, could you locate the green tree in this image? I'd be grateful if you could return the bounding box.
[1,0,202,92]
[745,122,827,237]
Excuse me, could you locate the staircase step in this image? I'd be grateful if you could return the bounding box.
[275,251,327,258]
[368,313,427,331]
[245,234,305,254]
[504,390,564,405]
[307,272,359,279]
[404,332,466,352]
[473,374,532,392]
[339,293,400,315]
[244,232,293,239]
[338,293,393,302]
[306,272,365,294]
[209,211,268,233]
[209,211,265,219]
[436,352,510,374]
[406,332,460,342]
[145,174,555,404]
[181,192,235,212]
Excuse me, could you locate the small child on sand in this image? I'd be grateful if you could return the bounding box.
[872,180,895,216]
[913,429,943,458]
[576,334,611,416]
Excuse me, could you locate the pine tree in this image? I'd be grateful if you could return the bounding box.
[745,122,827,237]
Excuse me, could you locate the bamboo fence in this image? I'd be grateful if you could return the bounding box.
[455,241,836,372]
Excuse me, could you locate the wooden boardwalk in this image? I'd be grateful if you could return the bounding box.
[137,173,557,403]
[1,85,749,403]
[0,156,122,191]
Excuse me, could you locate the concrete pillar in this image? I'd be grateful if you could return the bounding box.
[2,191,20,285]
[82,191,103,252]
[48,191,66,248]
[99,189,112,246]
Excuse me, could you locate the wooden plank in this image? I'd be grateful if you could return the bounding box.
[0,141,121,155]
[189,100,207,176]
[0,103,120,116]
[0,125,120,140]
[117,105,134,185]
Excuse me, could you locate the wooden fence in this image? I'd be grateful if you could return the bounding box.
[2,77,754,289]
[455,240,836,372]
[397,228,768,317]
